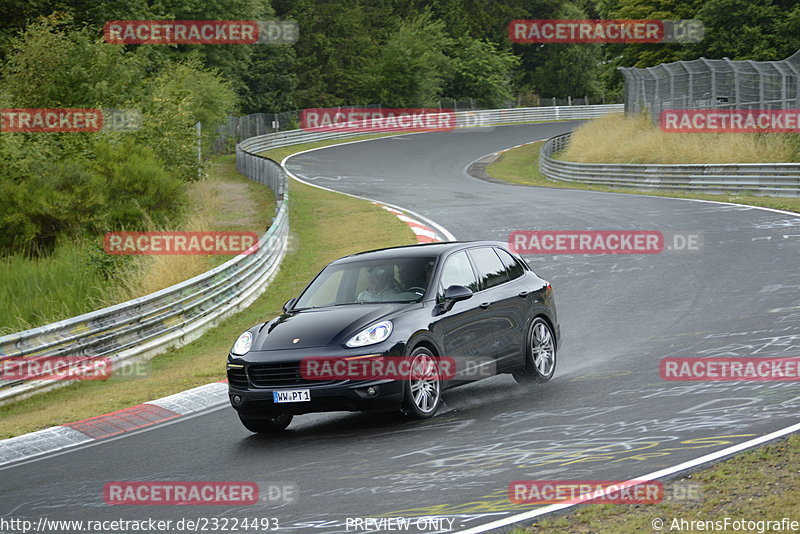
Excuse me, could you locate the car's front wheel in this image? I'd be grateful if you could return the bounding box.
[513,317,557,385]
[401,347,442,419]
[238,413,293,433]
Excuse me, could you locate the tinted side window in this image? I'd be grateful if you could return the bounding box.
[495,248,525,280]
[439,251,478,293]
[469,247,509,290]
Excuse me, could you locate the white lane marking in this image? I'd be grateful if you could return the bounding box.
[456,421,800,533]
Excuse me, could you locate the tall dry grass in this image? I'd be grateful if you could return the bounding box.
[111,179,221,301]
[562,113,799,164]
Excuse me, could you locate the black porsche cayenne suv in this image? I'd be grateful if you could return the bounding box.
[227,241,560,432]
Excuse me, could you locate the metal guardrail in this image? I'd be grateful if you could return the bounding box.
[237,104,624,153]
[0,104,622,403]
[213,102,623,152]
[0,154,289,403]
[541,132,800,197]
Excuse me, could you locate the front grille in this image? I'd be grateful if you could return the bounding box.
[227,368,249,389]
[248,362,335,388]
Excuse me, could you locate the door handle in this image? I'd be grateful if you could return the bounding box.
[479,302,492,309]
[518,291,529,298]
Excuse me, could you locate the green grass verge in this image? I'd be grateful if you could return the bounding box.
[485,142,800,215]
[0,157,415,439]
[0,240,119,335]
[513,434,800,533]
[205,155,275,268]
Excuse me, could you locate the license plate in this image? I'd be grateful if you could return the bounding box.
[273,389,310,403]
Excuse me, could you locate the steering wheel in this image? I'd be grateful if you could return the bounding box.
[407,286,426,295]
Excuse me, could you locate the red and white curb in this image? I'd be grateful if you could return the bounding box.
[0,381,228,468]
[374,204,444,243]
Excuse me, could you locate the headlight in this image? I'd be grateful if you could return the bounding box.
[346,321,393,348]
[231,331,253,355]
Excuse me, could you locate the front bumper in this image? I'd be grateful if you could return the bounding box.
[227,343,406,416]
[229,379,405,415]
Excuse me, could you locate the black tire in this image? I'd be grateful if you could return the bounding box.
[238,413,293,433]
[401,346,442,419]
[513,317,557,385]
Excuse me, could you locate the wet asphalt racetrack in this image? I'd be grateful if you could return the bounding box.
[1,121,799,533]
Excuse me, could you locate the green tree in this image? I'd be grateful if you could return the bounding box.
[524,2,604,98]
[135,57,238,181]
[689,0,800,60]
[273,0,387,107]
[367,10,453,107]
[443,37,520,108]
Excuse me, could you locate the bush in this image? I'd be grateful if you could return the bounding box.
[0,20,237,256]
[93,139,187,230]
[0,157,107,254]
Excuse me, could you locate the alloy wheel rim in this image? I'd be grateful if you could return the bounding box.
[409,352,440,413]
[531,321,555,376]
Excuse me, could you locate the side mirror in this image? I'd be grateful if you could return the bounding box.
[441,285,472,312]
[283,298,296,313]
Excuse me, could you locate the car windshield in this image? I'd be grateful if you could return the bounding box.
[294,256,436,309]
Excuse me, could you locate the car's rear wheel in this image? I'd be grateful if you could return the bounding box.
[401,347,442,419]
[238,413,293,433]
[513,317,557,385]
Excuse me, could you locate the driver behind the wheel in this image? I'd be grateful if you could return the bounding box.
[399,260,433,294]
[357,266,403,302]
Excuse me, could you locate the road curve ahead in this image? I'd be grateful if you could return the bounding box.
[1,122,798,534]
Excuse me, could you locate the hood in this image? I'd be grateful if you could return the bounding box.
[252,303,410,351]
